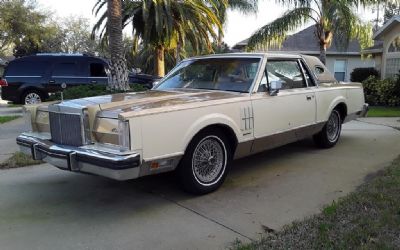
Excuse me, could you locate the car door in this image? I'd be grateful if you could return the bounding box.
[49,60,87,90]
[251,59,317,153]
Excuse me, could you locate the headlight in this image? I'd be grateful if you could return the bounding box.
[22,107,33,132]
[118,120,130,151]
[35,110,50,132]
[93,118,130,151]
[35,110,49,124]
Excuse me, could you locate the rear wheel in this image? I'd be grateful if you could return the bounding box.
[21,90,44,104]
[177,129,232,194]
[313,109,342,148]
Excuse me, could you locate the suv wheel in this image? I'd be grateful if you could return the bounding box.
[177,129,232,194]
[22,90,43,104]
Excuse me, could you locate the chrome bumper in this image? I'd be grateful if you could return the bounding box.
[359,103,369,117]
[16,133,141,180]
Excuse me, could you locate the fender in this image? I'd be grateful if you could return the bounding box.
[324,95,347,121]
[181,113,242,152]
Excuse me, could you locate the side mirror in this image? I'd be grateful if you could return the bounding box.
[269,80,283,96]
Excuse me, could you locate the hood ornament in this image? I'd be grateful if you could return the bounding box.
[61,83,67,102]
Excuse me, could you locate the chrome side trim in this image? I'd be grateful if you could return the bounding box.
[51,76,108,79]
[6,76,42,78]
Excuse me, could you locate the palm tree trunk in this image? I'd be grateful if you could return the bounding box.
[176,42,181,63]
[107,0,129,90]
[155,45,165,77]
[320,44,327,65]
[318,26,327,65]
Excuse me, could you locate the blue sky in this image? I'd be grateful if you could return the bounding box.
[37,0,375,47]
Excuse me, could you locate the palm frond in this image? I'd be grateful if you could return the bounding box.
[247,7,314,50]
[326,0,373,50]
[274,0,312,8]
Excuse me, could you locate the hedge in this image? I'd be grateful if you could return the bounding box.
[350,67,380,83]
[362,72,400,106]
[48,84,147,101]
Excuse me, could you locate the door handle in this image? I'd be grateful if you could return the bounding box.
[90,80,97,84]
[306,95,313,101]
[49,80,55,83]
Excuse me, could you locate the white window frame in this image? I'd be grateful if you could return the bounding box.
[334,59,347,82]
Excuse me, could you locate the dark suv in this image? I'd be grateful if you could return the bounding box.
[0,54,109,104]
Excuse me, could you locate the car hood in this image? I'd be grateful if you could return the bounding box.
[52,89,247,118]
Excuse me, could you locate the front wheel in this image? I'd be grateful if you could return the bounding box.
[177,130,232,194]
[313,109,342,148]
[21,90,44,104]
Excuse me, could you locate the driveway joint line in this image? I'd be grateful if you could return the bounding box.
[356,119,400,132]
[145,189,255,242]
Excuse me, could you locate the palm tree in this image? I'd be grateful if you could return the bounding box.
[214,0,259,46]
[106,0,129,90]
[93,0,224,77]
[247,0,394,65]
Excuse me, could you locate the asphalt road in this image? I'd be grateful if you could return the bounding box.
[0,120,399,250]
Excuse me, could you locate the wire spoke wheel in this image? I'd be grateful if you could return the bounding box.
[326,111,340,142]
[192,136,227,186]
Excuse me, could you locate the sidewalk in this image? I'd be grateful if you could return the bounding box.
[0,117,25,163]
[358,117,400,130]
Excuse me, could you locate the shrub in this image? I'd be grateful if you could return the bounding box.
[48,84,147,101]
[351,67,380,83]
[362,74,400,106]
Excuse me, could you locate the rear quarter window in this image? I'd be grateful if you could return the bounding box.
[90,63,107,77]
[5,61,49,76]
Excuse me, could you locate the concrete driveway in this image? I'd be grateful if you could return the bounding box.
[0,120,399,250]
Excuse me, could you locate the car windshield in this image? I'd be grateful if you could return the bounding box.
[156,57,261,93]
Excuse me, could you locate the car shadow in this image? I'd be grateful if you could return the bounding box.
[2,137,331,221]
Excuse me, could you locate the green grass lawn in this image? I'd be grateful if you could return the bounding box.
[233,157,400,250]
[7,103,22,108]
[0,116,20,124]
[368,106,400,117]
[0,152,43,169]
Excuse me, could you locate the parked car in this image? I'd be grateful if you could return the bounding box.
[17,53,368,194]
[0,53,160,104]
[0,53,109,104]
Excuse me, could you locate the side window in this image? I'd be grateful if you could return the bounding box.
[300,61,315,86]
[52,62,78,76]
[266,60,307,89]
[315,66,325,75]
[6,61,48,76]
[90,63,107,77]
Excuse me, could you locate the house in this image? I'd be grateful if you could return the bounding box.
[232,25,375,82]
[363,15,400,79]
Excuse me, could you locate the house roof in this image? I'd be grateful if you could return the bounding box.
[373,15,400,40]
[363,40,384,54]
[233,25,365,55]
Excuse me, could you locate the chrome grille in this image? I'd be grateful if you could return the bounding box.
[49,112,83,146]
